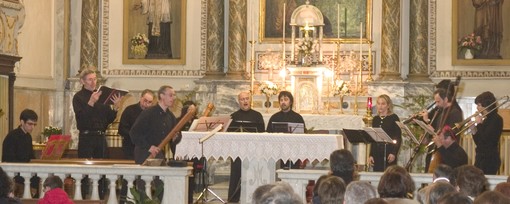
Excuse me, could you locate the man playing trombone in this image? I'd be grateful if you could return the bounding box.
[471,92,504,174]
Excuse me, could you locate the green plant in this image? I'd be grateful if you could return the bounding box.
[42,126,62,138]
[127,185,163,204]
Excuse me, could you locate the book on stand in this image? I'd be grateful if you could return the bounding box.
[97,85,129,105]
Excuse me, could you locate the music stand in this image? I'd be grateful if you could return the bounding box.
[271,122,305,133]
[227,120,260,132]
[189,115,232,132]
[194,125,226,204]
[413,119,437,136]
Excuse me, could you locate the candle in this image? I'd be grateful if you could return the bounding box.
[282,3,286,62]
[337,3,340,39]
[344,8,347,36]
[367,97,372,109]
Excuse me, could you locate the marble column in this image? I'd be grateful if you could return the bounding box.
[226,0,248,80]
[204,0,226,79]
[79,0,99,73]
[408,0,430,81]
[378,0,403,81]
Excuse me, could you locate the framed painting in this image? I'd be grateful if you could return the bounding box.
[260,0,371,43]
[123,0,186,65]
[452,0,510,66]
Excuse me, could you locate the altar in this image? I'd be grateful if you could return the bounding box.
[175,132,343,204]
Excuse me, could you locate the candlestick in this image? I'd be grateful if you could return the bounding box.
[367,97,372,109]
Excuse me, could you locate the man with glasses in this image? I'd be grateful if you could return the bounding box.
[119,89,155,160]
[2,109,38,162]
[72,68,122,159]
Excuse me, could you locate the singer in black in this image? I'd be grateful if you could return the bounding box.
[369,94,402,172]
[73,68,121,158]
[227,91,265,202]
[266,91,305,132]
[472,91,503,174]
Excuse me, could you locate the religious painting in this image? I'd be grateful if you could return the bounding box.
[452,0,510,65]
[123,0,186,65]
[260,0,371,43]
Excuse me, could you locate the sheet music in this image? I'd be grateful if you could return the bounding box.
[189,116,232,132]
[395,121,420,145]
[363,127,394,143]
[413,119,437,136]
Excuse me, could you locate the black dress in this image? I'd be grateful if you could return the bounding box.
[370,113,402,172]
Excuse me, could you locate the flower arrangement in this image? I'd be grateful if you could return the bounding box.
[42,126,62,138]
[458,33,482,52]
[259,81,279,96]
[130,33,149,56]
[296,36,318,55]
[333,80,350,96]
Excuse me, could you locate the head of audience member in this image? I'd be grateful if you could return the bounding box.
[473,191,510,204]
[474,91,498,115]
[433,88,453,109]
[437,192,473,204]
[329,149,355,185]
[42,175,64,191]
[253,181,303,204]
[157,85,176,109]
[238,91,252,111]
[317,175,346,204]
[139,89,155,110]
[455,165,489,198]
[278,91,294,112]
[252,183,276,204]
[79,68,97,91]
[178,101,197,120]
[494,182,510,198]
[433,164,453,183]
[312,175,329,204]
[364,198,389,204]
[19,109,38,134]
[378,166,415,199]
[434,125,458,149]
[426,182,456,204]
[449,166,460,187]
[0,167,13,198]
[376,94,394,115]
[343,181,377,204]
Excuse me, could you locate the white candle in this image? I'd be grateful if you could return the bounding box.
[282,3,286,61]
[337,4,340,39]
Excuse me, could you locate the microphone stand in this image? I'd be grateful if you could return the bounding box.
[195,125,226,204]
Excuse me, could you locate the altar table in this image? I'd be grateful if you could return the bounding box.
[176,132,343,204]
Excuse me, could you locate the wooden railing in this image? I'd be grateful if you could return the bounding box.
[0,162,192,204]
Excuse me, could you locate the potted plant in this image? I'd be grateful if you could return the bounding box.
[42,126,62,142]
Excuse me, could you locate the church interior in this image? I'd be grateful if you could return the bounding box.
[1,0,510,203]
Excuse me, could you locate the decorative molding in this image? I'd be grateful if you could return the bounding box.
[428,0,510,79]
[0,1,23,10]
[101,69,203,77]
[200,0,207,74]
[101,0,109,71]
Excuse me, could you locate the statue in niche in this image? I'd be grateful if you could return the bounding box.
[135,0,173,59]
[472,0,504,59]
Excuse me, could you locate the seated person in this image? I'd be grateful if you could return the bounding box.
[38,176,73,204]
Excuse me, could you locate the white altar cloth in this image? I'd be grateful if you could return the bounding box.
[176,132,344,204]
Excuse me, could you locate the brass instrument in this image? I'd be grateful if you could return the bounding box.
[402,102,436,124]
[452,95,509,136]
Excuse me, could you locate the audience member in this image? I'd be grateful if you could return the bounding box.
[344,181,377,204]
[455,165,489,200]
[317,175,346,204]
[312,175,329,204]
[473,191,510,204]
[364,198,389,204]
[0,167,21,203]
[378,166,418,203]
[252,181,303,204]
[433,164,452,183]
[252,183,276,204]
[384,165,416,198]
[38,175,73,204]
[329,149,355,185]
[425,182,456,204]
[494,182,510,198]
[119,89,155,160]
[437,192,473,204]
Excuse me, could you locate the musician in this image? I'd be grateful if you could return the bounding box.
[472,91,503,174]
[130,85,177,164]
[369,94,402,172]
[228,91,265,203]
[421,88,463,171]
[266,91,305,132]
[432,125,468,169]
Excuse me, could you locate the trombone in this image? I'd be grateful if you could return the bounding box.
[453,95,509,136]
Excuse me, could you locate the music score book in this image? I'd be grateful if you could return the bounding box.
[97,85,129,105]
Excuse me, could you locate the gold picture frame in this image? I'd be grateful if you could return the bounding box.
[260,0,372,43]
[452,0,510,66]
[123,0,186,65]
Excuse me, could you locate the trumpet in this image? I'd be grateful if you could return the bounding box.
[402,102,436,124]
[453,95,509,135]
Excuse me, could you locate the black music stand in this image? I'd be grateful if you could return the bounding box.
[343,127,394,169]
[271,122,305,133]
[194,125,226,204]
[227,120,261,132]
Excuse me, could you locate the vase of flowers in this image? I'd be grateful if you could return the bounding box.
[458,33,482,59]
[131,33,149,59]
[259,81,279,113]
[42,126,62,143]
[296,36,317,66]
[333,80,351,114]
